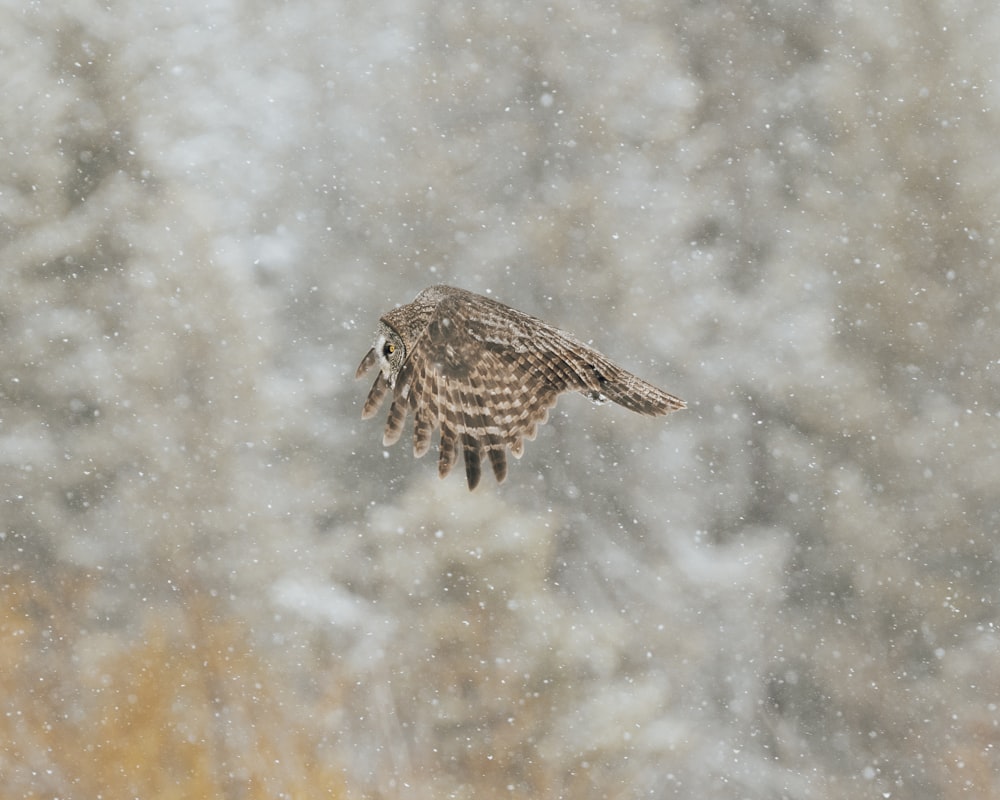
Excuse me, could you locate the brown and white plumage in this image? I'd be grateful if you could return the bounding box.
[356,285,685,489]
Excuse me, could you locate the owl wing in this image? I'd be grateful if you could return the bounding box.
[527,322,687,417]
[395,300,557,490]
[353,296,552,489]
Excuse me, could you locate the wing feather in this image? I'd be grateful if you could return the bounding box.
[382,395,408,446]
[409,358,438,458]
[438,420,458,478]
[361,374,390,420]
[355,347,378,379]
[530,325,686,415]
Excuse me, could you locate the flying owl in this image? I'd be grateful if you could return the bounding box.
[356,285,685,489]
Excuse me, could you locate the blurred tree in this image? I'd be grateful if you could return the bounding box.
[2,0,998,798]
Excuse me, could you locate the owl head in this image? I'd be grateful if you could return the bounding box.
[373,320,406,387]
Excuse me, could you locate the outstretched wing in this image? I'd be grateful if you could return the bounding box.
[358,291,684,490]
[528,323,687,417]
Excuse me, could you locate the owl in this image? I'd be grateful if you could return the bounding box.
[356,285,685,489]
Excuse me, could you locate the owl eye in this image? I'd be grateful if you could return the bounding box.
[383,342,396,357]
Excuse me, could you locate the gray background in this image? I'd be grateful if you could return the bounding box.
[2,0,998,797]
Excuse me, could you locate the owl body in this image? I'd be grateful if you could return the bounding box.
[356,285,685,489]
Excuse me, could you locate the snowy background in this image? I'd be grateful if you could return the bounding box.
[3,0,999,797]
